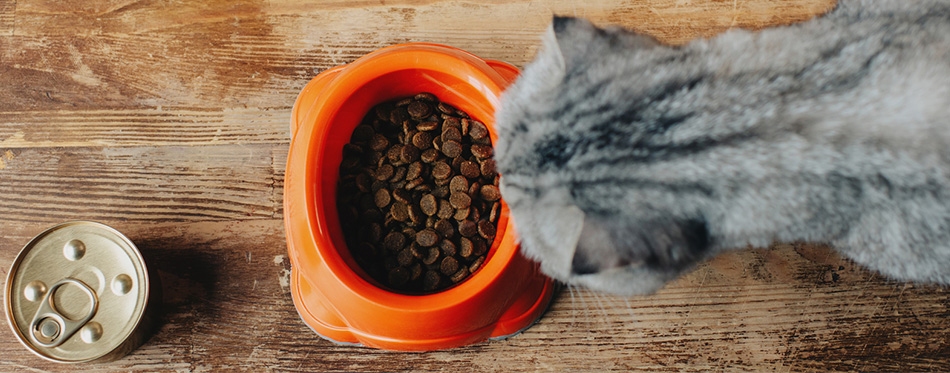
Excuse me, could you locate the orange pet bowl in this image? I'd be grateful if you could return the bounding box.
[284,43,554,351]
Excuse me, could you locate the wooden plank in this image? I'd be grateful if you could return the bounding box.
[1,220,947,371]
[0,144,286,223]
[0,0,12,35]
[1,0,834,112]
[13,0,835,44]
[0,107,291,148]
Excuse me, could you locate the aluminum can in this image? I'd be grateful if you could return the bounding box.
[4,221,160,363]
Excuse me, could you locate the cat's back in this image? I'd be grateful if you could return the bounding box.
[679,0,950,160]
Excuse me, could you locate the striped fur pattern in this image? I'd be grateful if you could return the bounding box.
[494,0,950,295]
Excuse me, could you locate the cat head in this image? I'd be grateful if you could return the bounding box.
[494,16,713,296]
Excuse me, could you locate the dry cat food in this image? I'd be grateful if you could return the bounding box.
[337,93,500,293]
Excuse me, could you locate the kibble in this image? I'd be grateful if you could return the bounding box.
[338,93,501,293]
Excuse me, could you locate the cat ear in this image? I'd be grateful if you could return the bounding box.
[570,216,710,276]
[544,16,659,71]
[542,16,599,71]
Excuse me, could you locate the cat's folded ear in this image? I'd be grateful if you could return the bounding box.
[544,16,659,72]
[570,214,711,276]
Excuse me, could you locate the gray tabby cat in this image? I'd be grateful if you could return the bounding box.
[494,0,950,296]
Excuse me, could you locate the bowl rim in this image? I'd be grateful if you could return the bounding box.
[288,43,521,309]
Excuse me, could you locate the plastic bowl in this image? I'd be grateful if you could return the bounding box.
[284,43,554,351]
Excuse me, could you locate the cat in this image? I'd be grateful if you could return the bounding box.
[493,0,950,296]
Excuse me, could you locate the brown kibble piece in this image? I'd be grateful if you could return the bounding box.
[479,185,501,202]
[374,188,391,208]
[437,102,456,114]
[410,243,425,259]
[489,202,500,222]
[370,134,389,152]
[423,247,440,265]
[407,101,431,118]
[369,223,383,242]
[390,202,409,222]
[441,140,462,158]
[407,162,423,180]
[405,177,423,190]
[432,185,450,198]
[442,116,460,128]
[374,104,393,121]
[408,204,425,225]
[383,232,406,251]
[458,220,477,237]
[469,121,488,140]
[440,239,457,256]
[467,203,481,221]
[467,181,481,200]
[442,127,462,143]
[417,121,439,131]
[412,132,433,150]
[472,237,488,256]
[477,219,496,239]
[440,256,459,276]
[460,161,480,179]
[391,166,407,182]
[420,194,437,216]
[480,159,497,178]
[437,199,455,219]
[469,256,485,273]
[449,192,472,209]
[434,219,454,238]
[410,263,423,281]
[453,207,470,221]
[450,267,470,283]
[388,267,410,287]
[471,144,493,158]
[356,173,372,193]
[423,270,441,290]
[340,156,360,171]
[343,143,363,157]
[414,92,437,102]
[459,237,473,257]
[400,145,420,163]
[416,228,440,247]
[421,149,441,163]
[432,161,452,179]
[387,144,403,162]
[376,164,394,181]
[397,248,414,266]
[390,107,409,124]
[449,175,468,193]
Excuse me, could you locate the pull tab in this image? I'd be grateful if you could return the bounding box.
[28,278,99,348]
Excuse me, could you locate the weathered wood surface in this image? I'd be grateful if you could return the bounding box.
[2,0,948,371]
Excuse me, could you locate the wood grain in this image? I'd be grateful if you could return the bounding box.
[1,220,947,371]
[3,0,949,371]
[0,0,12,36]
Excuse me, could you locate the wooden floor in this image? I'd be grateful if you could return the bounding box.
[2,0,949,371]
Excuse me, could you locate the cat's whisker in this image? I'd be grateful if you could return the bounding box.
[567,283,578,327]
[621,297,638,325]
[591,288,610,323]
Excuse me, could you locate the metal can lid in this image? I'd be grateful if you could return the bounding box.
[4,221,153,363]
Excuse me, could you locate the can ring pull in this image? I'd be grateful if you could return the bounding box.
[28,278,99,348]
